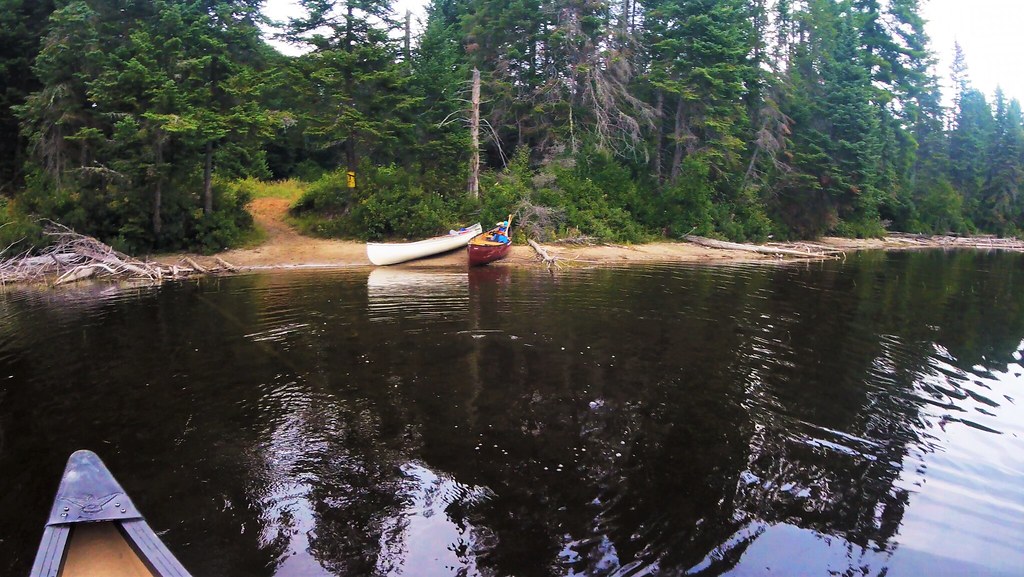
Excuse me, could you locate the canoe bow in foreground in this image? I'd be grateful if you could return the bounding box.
[30,450,192,577]
[366,223,483,266]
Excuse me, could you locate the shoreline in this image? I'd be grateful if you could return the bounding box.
[152,235,1007,274]
[148,198,1024,273]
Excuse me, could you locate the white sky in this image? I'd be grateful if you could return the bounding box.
[922,0,1024,106]
[262,0,1024,105]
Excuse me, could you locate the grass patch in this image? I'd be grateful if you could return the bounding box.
[234,221,268,248]
[289,213,338,238]
[241,177,308,201]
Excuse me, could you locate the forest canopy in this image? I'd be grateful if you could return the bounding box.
[1,0,1022,253]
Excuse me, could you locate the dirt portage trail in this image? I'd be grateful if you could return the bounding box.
[213,197,369,268]
[248,197,296,243]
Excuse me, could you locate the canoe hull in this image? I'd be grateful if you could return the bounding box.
[366,223,482,266]
[468,240,511,266]
[30,450,193,577]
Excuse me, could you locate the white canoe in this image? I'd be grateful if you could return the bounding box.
[366,223,482,266]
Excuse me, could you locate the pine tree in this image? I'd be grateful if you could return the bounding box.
[288,0,417,176]
[767,1,878,236]
[949,87,993,222]
[462,0,547,153]
[643,0,755,186]
[980,90,1024,233]
[16,0,273,249]
[948,41,969,130]
[16,0,108,195]
[875,0,961,232]
[408,0,473,185]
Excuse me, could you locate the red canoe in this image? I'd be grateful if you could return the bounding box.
[468,236,511,266]
[468,218,513,266]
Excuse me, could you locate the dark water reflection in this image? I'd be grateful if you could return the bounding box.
[1,251,1023,576]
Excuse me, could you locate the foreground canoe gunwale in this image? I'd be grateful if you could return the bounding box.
[30,450,193,577]
[366,223,483,266]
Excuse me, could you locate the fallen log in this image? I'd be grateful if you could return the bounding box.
[54,265,98,285]
[181,256,208,274]
[53,263,120,285]
[883,234,1024,251]
[215,256,239,272]
[528,239,560,268]
[684,235,844,259]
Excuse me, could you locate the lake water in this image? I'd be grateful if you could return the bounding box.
[0,250,1022,577]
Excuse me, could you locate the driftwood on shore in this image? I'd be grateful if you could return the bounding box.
[884,232,1024,251]
[528,239,561,268]
[684,235,846,259]
[0,224,238,286]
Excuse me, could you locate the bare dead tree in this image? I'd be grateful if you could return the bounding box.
[741,88,793,195]
[468,68,481,199]
[558,2,655,160]
[512,199,566,242]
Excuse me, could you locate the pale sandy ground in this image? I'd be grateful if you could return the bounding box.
[154,197,920,271]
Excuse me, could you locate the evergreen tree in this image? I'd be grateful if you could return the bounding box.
[770,0,883,237]
[0,0,55,193]
[979,90,1024,233]
[16,0,272,250]
[17,0,108,198]
[876,0,961,233]
[643,0,755,186]
[949,87,993,221]
[462,0,547,154]
[902,78,964,233]
[948,41,969,130]
[407,0,472,186]
[287,0,417,176]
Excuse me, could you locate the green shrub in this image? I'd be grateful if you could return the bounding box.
[832,216,886,239]
[293,159,327,182]
[0,197,45,256]
[655,158,716,238]
[479,149,533,225]
[291,170,354,216]
[182,179,255,254]
[292,165,464,240]
[351,186,451,240]
[554,167,647,242]
[915,178,969,235]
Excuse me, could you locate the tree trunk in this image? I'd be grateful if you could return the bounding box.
[345,136,357,175]
[653,90,663,186]
[467,67,481,199]
[203,141,213,215]
[203,51,222,217]
[620,0,630,37]
[684,235,844,259]
[153,178,163,236]
[153,139,163,236]
[670,96,685,185]
[344,3,357,180]
[404,11,412,71]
